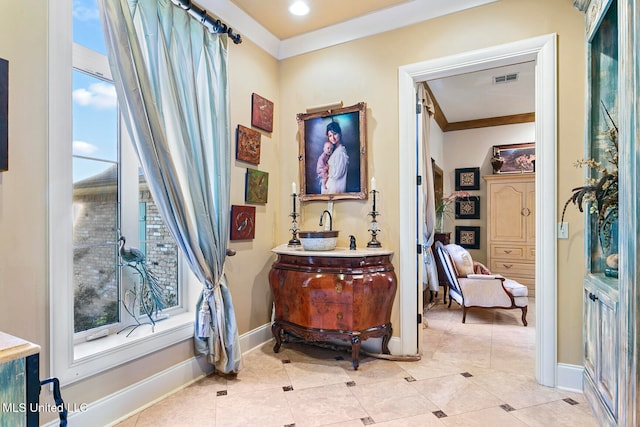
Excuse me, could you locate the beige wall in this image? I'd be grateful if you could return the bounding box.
[0,0,587,422]
[0,0,49,370]
[279,0,587,365]
[226,37,281,333]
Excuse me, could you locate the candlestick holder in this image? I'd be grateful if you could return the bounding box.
[288,192,301,247]
[367,189,382,248]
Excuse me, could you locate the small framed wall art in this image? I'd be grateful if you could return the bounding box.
[230,205,255,240]
[455,196,480,219]
[454,167,480,191]
[245,168,269,204]
[251,93,274,133]
[236,124,261,164]
[455,226,481,249]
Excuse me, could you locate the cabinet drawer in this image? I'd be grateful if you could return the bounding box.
[490,260,534,277]
[526,246,536,261]
[302,275,353,304]
[490,244,527,260]
[318,303,353,330]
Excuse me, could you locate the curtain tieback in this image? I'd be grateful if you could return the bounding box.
[197,286,214,338]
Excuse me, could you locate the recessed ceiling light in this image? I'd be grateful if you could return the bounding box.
[289,1,309,16]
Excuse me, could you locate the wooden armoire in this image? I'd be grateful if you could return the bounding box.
[484,173,535,297]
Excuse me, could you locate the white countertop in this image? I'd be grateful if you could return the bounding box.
[272,243,393,257]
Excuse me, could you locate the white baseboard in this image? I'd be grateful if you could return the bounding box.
[239,322,273,354]
[42,323,273,427]
[41,356,213,427]
[557,363,584,392]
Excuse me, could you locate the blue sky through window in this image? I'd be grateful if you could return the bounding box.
[73,0,106,54]
[72,0,117,183]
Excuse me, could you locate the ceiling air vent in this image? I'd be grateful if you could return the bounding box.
[493,73,519,84]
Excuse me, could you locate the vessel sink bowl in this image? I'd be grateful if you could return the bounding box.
[298,230,339,251]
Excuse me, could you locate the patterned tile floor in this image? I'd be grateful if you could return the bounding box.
[115,297,597,426]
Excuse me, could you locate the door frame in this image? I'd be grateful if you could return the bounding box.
[397,33,558,387]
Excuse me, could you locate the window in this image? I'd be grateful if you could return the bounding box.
[50,0,197,384]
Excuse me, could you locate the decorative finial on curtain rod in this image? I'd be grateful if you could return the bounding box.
[172,0,242,44]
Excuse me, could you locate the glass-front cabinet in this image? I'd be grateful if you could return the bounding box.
[575,0,639,425]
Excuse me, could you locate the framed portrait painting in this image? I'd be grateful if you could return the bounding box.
[493,143,535,173]
[455,226,481,249]
[296,102,367,201]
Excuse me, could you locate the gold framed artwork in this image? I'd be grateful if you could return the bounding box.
[296,102,367,201]
[245,168,269,204]
[236,124,261,164]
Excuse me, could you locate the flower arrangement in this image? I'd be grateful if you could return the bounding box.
[561,102,618,249]
[435,190,475,231]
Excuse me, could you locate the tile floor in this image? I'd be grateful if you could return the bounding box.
[115,297,597,426]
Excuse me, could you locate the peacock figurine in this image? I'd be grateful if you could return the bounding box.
[118,236,166,327]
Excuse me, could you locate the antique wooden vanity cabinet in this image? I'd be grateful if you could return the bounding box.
[268,245,397,369]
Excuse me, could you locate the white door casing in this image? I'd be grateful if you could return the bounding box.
[397,33,557,387]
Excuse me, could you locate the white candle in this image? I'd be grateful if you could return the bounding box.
[292,182,297,194]
[371,177,376,191]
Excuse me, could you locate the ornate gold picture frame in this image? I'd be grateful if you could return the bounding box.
[296,102,367,201]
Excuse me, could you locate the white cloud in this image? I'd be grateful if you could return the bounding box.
[73,1,100,22]
[73,82,117,109]
[73,140,99,155]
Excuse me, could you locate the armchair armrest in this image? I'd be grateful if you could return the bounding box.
[466,274,499,280]
[457,277,512,307]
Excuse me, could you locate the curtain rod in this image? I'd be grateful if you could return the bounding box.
[172,0,242,44]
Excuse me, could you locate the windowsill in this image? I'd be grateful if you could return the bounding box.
[64,312,194,385]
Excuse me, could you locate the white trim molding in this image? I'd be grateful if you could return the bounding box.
[398,33,558,387]
[204,0,498,60]
[557,363,585,393]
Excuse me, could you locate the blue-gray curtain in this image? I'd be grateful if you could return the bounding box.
[419,83,439,293]
[99,0,241,373]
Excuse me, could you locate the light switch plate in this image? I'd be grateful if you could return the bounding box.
[558,222,569,239]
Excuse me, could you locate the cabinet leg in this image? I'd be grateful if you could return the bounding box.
[351,336,361,370]
[381,329,392,355]
[271,322,282,353]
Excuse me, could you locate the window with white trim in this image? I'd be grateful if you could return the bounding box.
[50,0,197,385]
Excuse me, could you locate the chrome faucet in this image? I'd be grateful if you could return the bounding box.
[319,210,333,231]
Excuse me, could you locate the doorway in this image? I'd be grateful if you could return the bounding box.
[397,34,558,387]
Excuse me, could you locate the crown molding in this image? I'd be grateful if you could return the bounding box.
[204,0,499,60]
